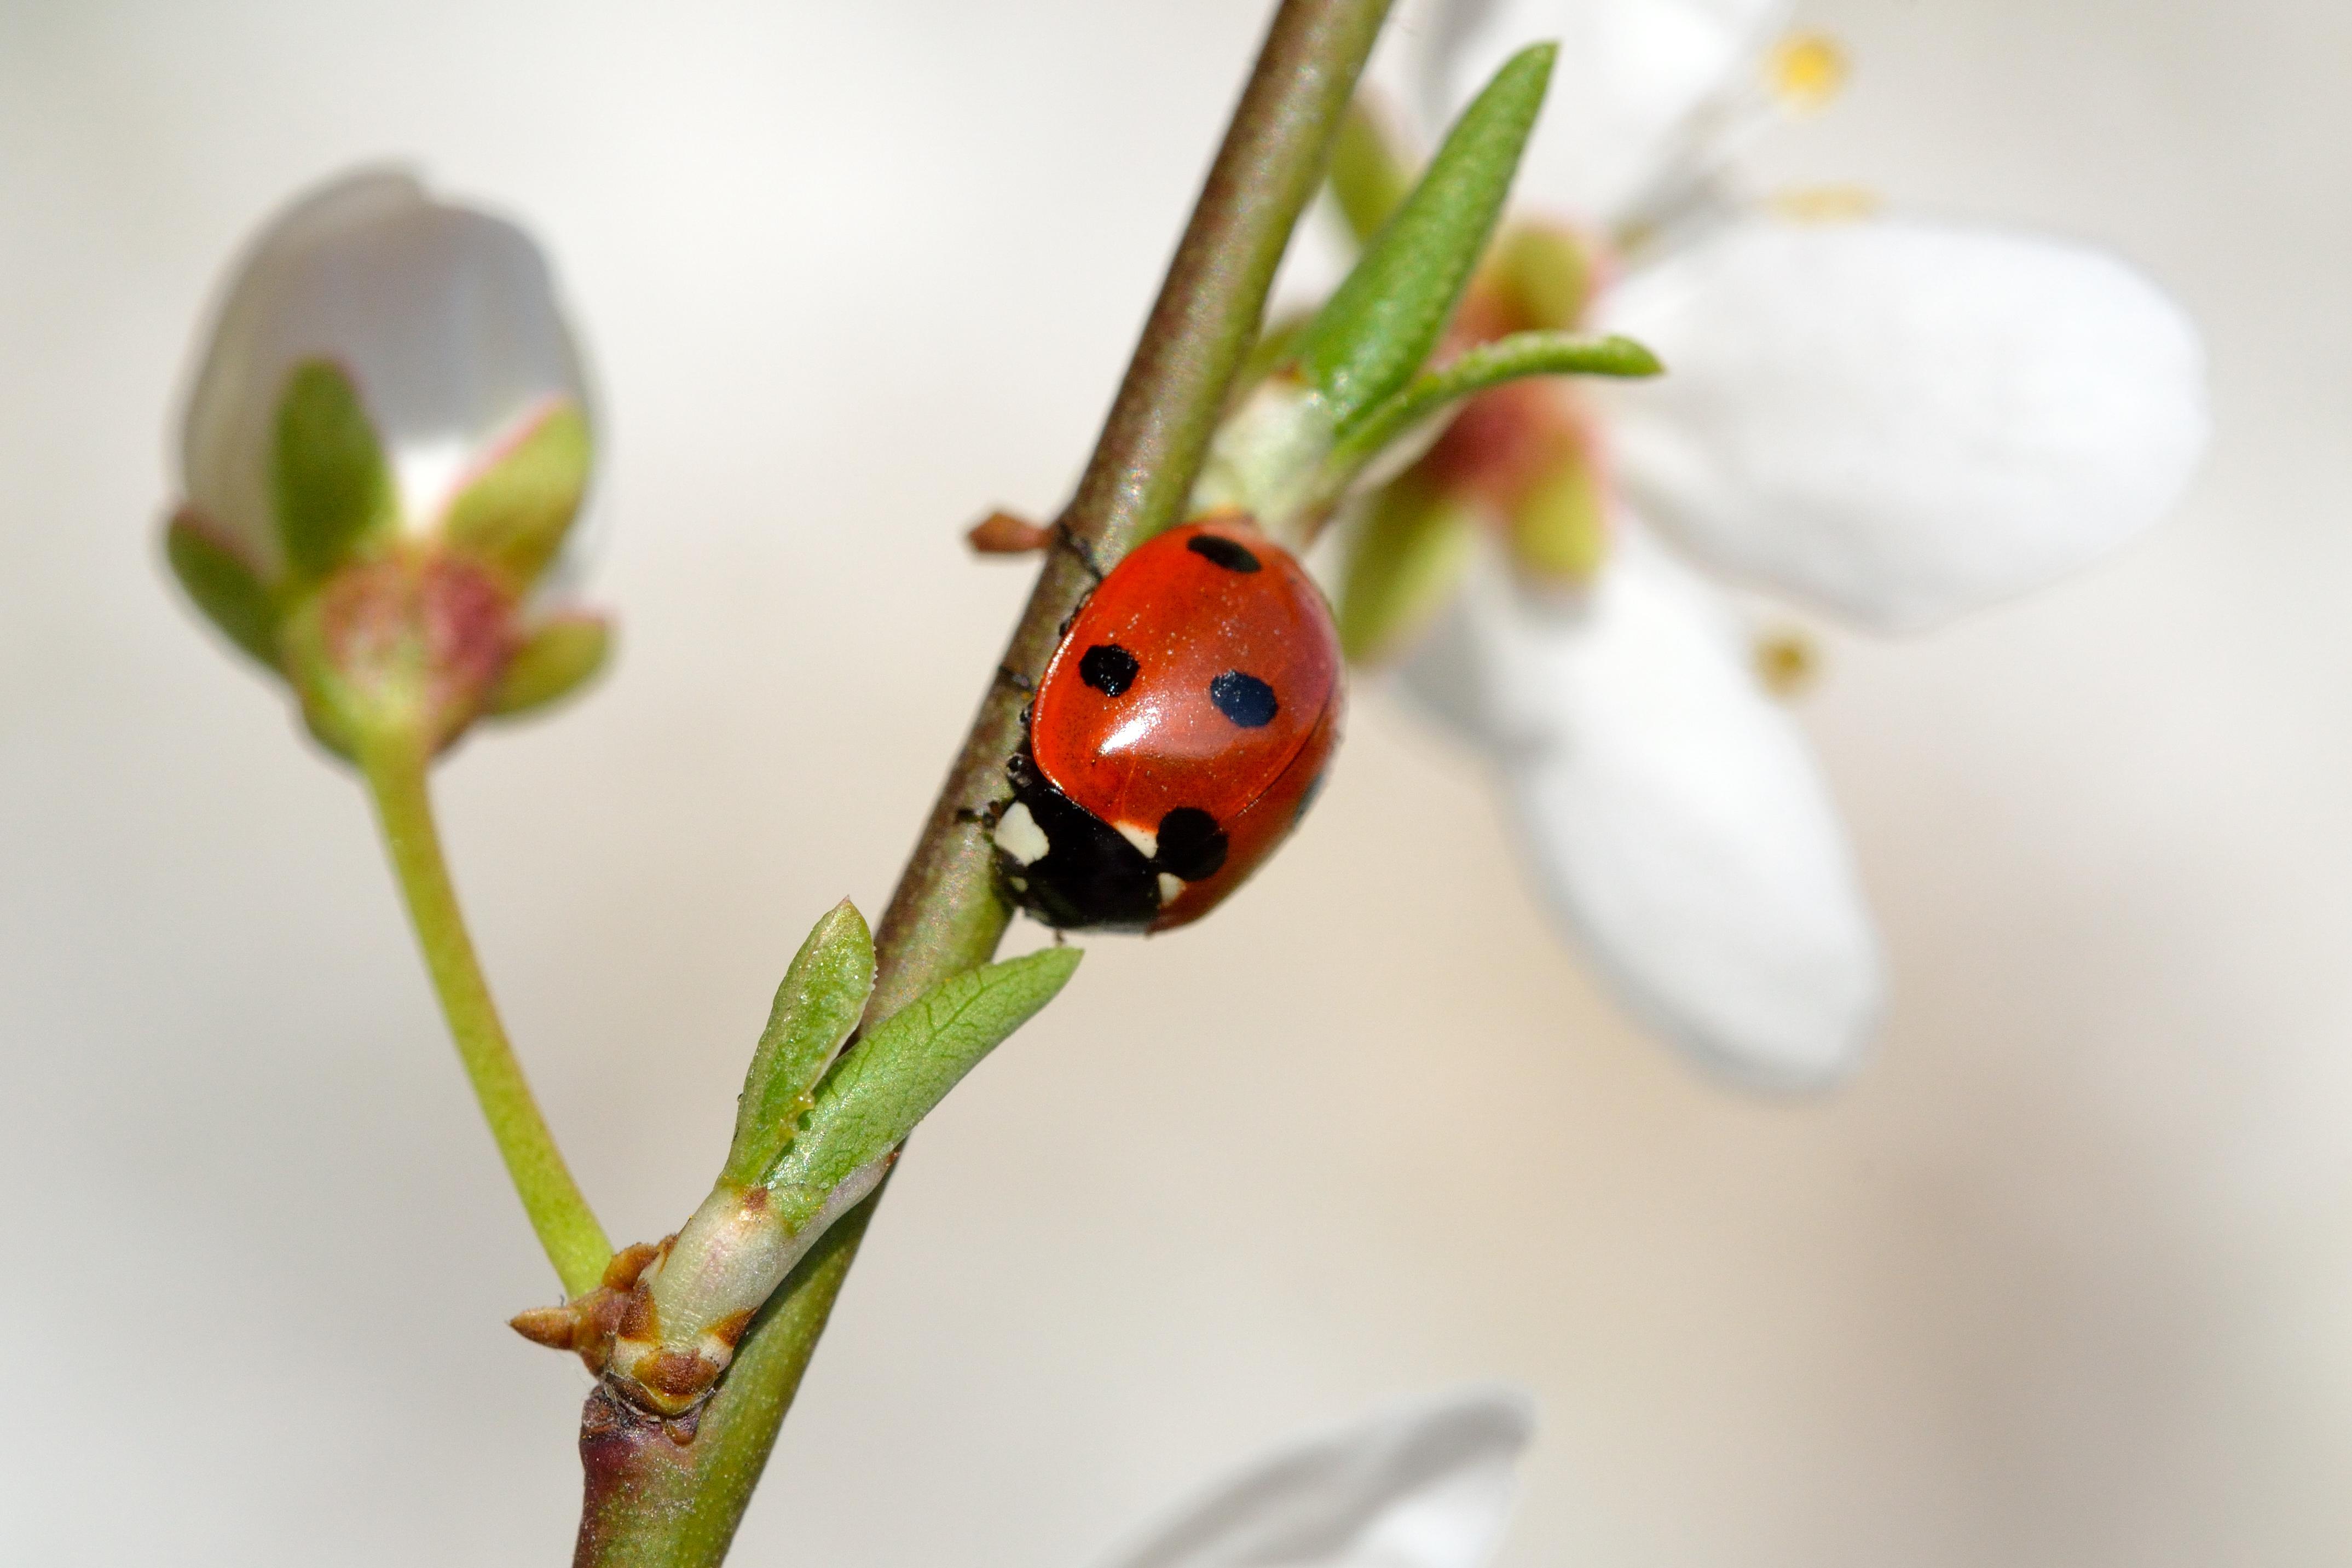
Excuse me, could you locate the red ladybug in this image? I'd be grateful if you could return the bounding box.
[994,513,1343,932]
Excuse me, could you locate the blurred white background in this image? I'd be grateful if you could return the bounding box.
[3,0,2347,1562]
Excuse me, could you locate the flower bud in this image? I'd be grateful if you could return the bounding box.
[166,168,607,754]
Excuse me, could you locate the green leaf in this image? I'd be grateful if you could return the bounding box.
[1327,330,1660,478]
[442,398,592,589]
[485,612,612,718]
[1338,479,1479,666]
[1328,97,1411,245]
[1291,44,1556,430]
[722,900,877,1188]
[273,358,398,579]
[165,508,280,669]
[764,947,1081,1213]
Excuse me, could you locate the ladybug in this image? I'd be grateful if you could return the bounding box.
[993,513,1343,933]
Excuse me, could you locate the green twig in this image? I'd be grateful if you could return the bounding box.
[567,0,1396,1560]
[360,732,612,1298]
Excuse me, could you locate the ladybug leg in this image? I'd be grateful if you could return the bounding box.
[957,780,1018,830]
[1051,517,1107,585]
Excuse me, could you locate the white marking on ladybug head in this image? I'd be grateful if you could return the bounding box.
[1116,821,1160,859]
[1156,872,1183,905]
[995,802,1050,866]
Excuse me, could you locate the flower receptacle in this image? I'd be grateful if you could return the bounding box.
[279,548,520,760]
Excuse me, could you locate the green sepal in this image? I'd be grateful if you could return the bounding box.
[273,358,398,580]
[1291,44,1557,430]
[165,508,281,670]
[1339,479,1478,666]
[485,611,612,718]
[1328,97,1411,245]
[442,398,592,589]
[762,946,1082,1219]
[1486,223,1596,333]
[1511,453,1611,583]
[721,901,878,1189]
[1328,330,1659,477]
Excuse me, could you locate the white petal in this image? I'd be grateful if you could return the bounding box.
[1407,537,1881,1086]
[1389,542,1559,756]
[1594,218,2209,631]
[179,167,590,566]
[1094,1387,1533,1568]
[1415,0,1790,224]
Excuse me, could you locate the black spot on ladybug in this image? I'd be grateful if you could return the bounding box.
[1079,644,1141,697]
[1209,670,1278,728]
[1187,534,1262,574]
[1154,807,1228,881]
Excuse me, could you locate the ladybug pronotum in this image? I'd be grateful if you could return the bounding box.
[991,513,1344,933]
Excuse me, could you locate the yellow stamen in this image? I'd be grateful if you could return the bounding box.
[1769,184,1882,224]
[1769,32,1848,115]
[1754,627,1822,698]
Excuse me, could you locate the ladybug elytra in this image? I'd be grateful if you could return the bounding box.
[993,514,1343,933]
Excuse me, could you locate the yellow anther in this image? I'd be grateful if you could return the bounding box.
[1769,32,1848,114]
[1753,627,1821,698]
[1769,184,1882,224]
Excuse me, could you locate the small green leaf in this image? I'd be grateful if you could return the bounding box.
[273,359,398,579]
[485,612,612,718]
[165,508,280,669]
[442,398,592,589]
[764,947,1082,1212]
[722,900,877,1188]
[1339,479,1478,666]
[1327,331,1660,479]
[1328,98,1411,245]
[1292,44,1557,430]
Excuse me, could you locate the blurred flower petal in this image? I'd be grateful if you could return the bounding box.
[1595,218,2209,630]
[1407,535,1881,1086]
[1097,1387,1533,1568]
[1418,0,1790,224]
[181,167,588,568]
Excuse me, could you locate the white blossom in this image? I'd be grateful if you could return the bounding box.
[1389,0,2207,1085]
[1094,1387,1533,1568]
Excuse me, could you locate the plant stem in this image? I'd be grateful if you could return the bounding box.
[569,0,1394,1560]
[361,731,612,1298]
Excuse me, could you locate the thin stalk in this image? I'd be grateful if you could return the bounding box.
[361,732,612,1298]
[569,0,1395,1561]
